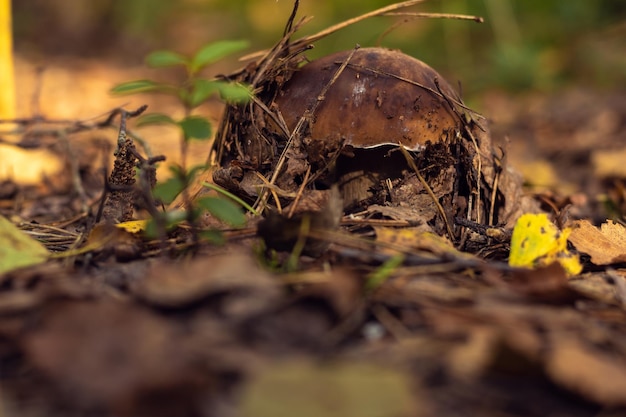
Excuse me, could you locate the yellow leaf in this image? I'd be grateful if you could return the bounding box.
[509,213,582,276]
[115,220,148,234]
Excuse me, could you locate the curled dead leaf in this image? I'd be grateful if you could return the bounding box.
[569,220,626,265]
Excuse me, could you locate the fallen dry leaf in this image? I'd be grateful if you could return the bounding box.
[131,253,281,319]
[569,219,626,265]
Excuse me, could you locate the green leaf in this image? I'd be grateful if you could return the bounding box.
[190,40,249,73]
[0,216,49,274]
[199,229,225,245]
[365,254,404,291]
[189,79,220,107]
[153,177,185,204]
[178,116,212,140]
[136,113,177,127]
[178,88,191,106]
[215,81,253,103]
[167,164,185,178]
[190,80,252,108]
[144,210,187,238]
[145,50,189,68]
[144,219,160,239]
[202,181,258,215]
[110,79,173,95]
[197,196,246,227]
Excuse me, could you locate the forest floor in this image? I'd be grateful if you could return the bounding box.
[1,55,626,417]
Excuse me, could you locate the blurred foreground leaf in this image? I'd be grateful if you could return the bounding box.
[0,216,49,274]
[240,360,416,417]
[145,210,187,238]
[153,176,185,205]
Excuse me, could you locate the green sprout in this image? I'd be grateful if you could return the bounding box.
[111,40,253,243]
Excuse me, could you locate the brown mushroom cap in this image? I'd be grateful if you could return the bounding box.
[275,47,463,151]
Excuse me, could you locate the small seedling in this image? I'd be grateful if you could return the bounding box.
[111,40,253,242]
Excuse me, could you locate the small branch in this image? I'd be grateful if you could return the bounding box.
[382,12,484,23]
[0,104,148,137]
[378,12,483,44]
[290,0,428,48]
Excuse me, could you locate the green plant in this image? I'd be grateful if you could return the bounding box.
[111,40,253,242]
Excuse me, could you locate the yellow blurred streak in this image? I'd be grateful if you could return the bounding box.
[0,0,47,184]
[0,0,15,119]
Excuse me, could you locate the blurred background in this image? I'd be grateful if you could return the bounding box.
[12,0,626,97]
[5,0,626,190]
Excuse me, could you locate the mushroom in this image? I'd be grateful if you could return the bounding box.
[275,47,462,152]
[209,43,527,239]
[274,47,464,210]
